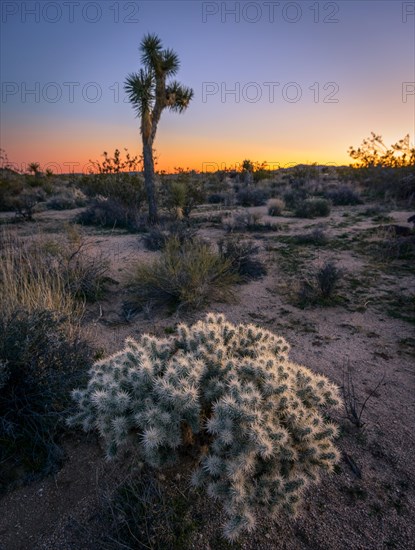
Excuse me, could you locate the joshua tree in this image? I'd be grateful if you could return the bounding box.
[125,34,194,224]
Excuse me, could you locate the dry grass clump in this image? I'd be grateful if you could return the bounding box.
[294,227,328,246]
[126,237,239,311]
[0,229,79,321]
[1,226,109,308]
[268,198,285,216]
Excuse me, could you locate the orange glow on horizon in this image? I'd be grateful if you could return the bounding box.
[3,153,352,174]
[3,143,352,175]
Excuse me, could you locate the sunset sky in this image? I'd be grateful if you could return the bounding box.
[1,0,414,173]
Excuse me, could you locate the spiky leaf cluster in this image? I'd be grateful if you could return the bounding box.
[69,314,342,540]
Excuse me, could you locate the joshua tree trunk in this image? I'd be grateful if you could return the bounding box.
[142,139,158,224]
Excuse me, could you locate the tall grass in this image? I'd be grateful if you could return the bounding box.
[1,226,109,313]
[0,229,80,322]
[127,237,239,311]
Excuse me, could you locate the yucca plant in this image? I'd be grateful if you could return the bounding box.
[69,314,342,541]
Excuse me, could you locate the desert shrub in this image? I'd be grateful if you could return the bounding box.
[373,234,415,262]
[236,187,268,207]
[143,221,197,251]
[163,177,206,218]
[219,237,267,280]
[359,206,388,218]
[0,307,93,491]
[294,228,328,246]
[346,134,415,203]
[0,176,25,211]
[143,226,168,251]
[76,198,145,232]
[325,187,362,206]
[298,261,342,307]
[283,188,308,210]
[46,188,87,210]
[97,469,201,549]
[268,198,285,216]
[224,212,281,233]
[294,199,331,219]
[69,314,342,541]
[10,188,47,221]
[41,226,110,302]
[0,229,95,490]
[79,172,145,208]
[126,238,238,311]
[207,192,226,204]
[317,262,342,298]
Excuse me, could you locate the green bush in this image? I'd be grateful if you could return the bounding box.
[69,314,342,541]
[207,192,226,204]
[283,188,308,210]
[236,187,269,207]
[76,198,146,232]
[0,228,96,490]
[294,198,331,219]
[0,308,92,491]
[126,238,238,311]
[79,173,145,208]
[0,176,25,211]
[324,187,362,206]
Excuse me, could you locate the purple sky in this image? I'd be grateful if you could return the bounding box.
[1,1,414,172]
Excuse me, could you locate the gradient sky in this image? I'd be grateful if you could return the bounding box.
[1,0,414,173]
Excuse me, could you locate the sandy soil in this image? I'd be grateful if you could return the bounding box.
[0,202,414,549]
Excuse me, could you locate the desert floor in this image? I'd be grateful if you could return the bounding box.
[0,201,414,550]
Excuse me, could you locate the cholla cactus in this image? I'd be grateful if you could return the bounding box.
[69,314,342,540]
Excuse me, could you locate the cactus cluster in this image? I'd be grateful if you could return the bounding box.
[69,314,342,540]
